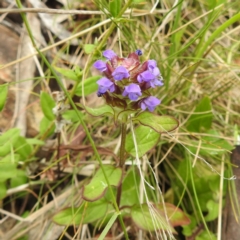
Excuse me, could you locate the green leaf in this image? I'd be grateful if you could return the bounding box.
[26,138,45,146]
[187,96,213,132]
[0,128,20,156]
[39,116,55,136]
[109,0,121,17]
[131,203,175,232]
[0,83,8,111]
[196,230,217,240]
[83,165,122,201]
[121,169,140,206]
[157,203,190,227]
[40,92,56,121]
[85,105,114,117]
[134,112,179,133]
[62,109,84,122]
[75,76,100,96]
[10,169,27,188]
[53,200,108,225]
[125,125,160,157]
[0,182,7,199]
[204,200,219,222]
[182,215,197,237]
[54,67,82,81]
[0,154,18,182]
[14,136,32,159]
[83,44,96,54]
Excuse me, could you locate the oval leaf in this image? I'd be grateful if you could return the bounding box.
[131,203,175,232]
[53,200,108,225]
[83,44,96,54]
[109,0,121,17]
[157,203,191,226]
[40,92,56,121]
[83,165,122,201]
[134,112,179,133]
[54,66,82,81]
[125,125,160,157]
[75,76,100,96]
[85,105,114,117]
[0,83,8,112]
[186,96,213,132]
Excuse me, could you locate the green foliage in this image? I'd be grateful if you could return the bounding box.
[62,109,84,123]
[170,158,226,224]
[83,44,96,54]
[75,76,100,96]
[82,165,123,201]
[0,182,7,199]
[109,0,121,17]
[85,105,114,117]
[40,92,56,121]
[54,66,82,81]
[187,96,213,132]
[131,203,175,232]
[196,230,217,240]
[188,129,233,156]
[0,83,8,111]
[125,125,160,157]
[53,199,109,225]
[0,128,30,199]
[120,168,140,206]
[134,112,179,133]
[0,128,20,156]
[39,116,55,136]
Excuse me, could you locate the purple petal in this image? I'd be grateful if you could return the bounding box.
[93,60,107,72]
[137,70,155,83]
[97,77,115,94]
[140,96,161,112]
[112,66,130,81]
[122,83,142,101]
[152,67,160,77]
[103,50,117,60]
[147,60,157,71]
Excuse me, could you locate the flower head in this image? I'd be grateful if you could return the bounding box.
[93,60,107,72]
[122,83,142,101]
[140,96,161,112]
[112,66,130,81]
[93,49,163,112]
[97,77,116,94]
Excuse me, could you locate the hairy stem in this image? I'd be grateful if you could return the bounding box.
[117,121,127,206]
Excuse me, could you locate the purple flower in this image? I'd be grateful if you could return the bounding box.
[137,70,155,83]
[137,70,163,88]
[140,96,161,112]
[122,83,142,101]
[112,66,130,81]
[93,60,107,72]
[97,77,116,94]
[147,60,157,71]
[103,50,117,60]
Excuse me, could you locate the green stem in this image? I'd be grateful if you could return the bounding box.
[116,121,127,206]
[119,122,127,167]
[16,1,129,239]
